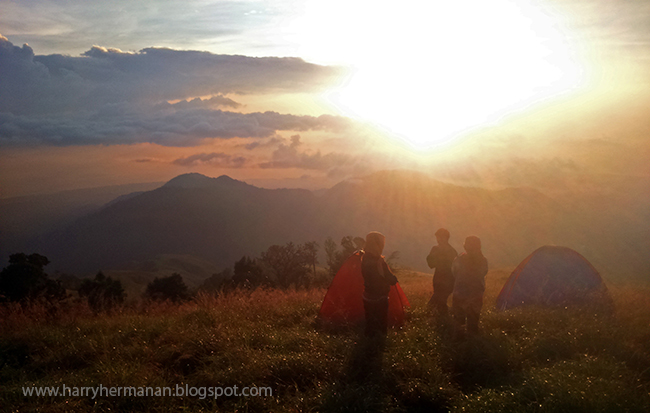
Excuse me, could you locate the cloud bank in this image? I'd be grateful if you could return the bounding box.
[0,108,351,147]
[0,35,348,147]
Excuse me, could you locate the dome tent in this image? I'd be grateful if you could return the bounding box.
[497,246,609,311]
[319,251,410,326]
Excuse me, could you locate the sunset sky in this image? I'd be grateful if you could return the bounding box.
[1,0,649,198]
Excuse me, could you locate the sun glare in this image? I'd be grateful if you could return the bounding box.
[289,0,585,149]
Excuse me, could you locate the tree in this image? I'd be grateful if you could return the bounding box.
[340,236,356,255]
[144,273,190,302]
[324,237,339,276]
[0,253,65,303]
[231,256,268,288]
[260,242,312,288]
[324,236,360,276]
[386,250,401,269]
[79,271,125,312]
[352,236,366,250]
[303,241,319,274]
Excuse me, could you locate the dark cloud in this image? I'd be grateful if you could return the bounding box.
[0,108,351,147]
[242,136,283,150]
[0,35,343,116]
[172,152,247,168]
[258,135,352,171]
[0,35,349,147]
[0,37,340,114]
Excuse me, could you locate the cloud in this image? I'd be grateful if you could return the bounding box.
[0,35,350,147]
[0,108,351,147]
[258,135,353,171]
[0,35,343,116]
[163,96,242,110]
[0,0,283,56]
[561,1,650,52]
[241,136,283,150]
[172,152,248,168]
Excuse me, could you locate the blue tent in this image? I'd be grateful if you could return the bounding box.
[497,246,609,310]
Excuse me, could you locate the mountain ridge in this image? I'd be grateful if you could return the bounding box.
[4,170,647,282]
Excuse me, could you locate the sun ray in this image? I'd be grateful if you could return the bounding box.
[289,0,587,149]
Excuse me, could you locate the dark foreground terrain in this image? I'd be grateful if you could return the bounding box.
[2,270,649,412]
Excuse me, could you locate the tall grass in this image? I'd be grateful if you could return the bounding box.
[1,270,649,412]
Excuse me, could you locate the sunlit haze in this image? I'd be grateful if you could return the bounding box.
[1,3,649,411]
[290,0,585,148]
[0,0,648,197]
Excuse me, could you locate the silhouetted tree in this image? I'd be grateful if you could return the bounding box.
[385,250,401,269]
[144,273,190,302]
[340,236,356,254]
[78,271,125,312]
[303,241,319,274]
[324,236,360,276]
[261,242,313,288]
[353,236,366,250]
[231,256,268,288]
[324,237,339,276]
[0,253,65,303]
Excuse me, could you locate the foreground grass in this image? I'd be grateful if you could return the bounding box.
[1,270,649,412]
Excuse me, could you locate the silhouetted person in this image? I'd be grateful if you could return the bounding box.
[452,236,488,335]
[362,231,398,337]
[426,228,458,316]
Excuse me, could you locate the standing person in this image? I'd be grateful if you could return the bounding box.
[452,236,488,335]
[426,228,458,316]
[362,231,398,336]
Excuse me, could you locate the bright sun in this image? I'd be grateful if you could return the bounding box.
[289,0,585,149]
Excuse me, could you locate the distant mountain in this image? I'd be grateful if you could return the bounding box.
[8,171,649,281]
[0,181,163,267]
[162,173,247,189]
[40,174,323,274]
[318,170,571,271]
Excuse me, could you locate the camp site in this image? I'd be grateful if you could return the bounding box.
[2,236,649,411]
[2,1,650,411]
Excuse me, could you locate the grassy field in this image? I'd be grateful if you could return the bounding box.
[1,269,649,412]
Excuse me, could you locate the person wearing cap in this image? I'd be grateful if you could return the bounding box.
[426,228,458,316]
[362,231,399,336]
[452,236,488,335]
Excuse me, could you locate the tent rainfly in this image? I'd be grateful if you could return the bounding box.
[496,246,610,311]
[319,251,410,326]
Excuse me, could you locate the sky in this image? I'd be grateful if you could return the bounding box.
[0,0,649,198]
